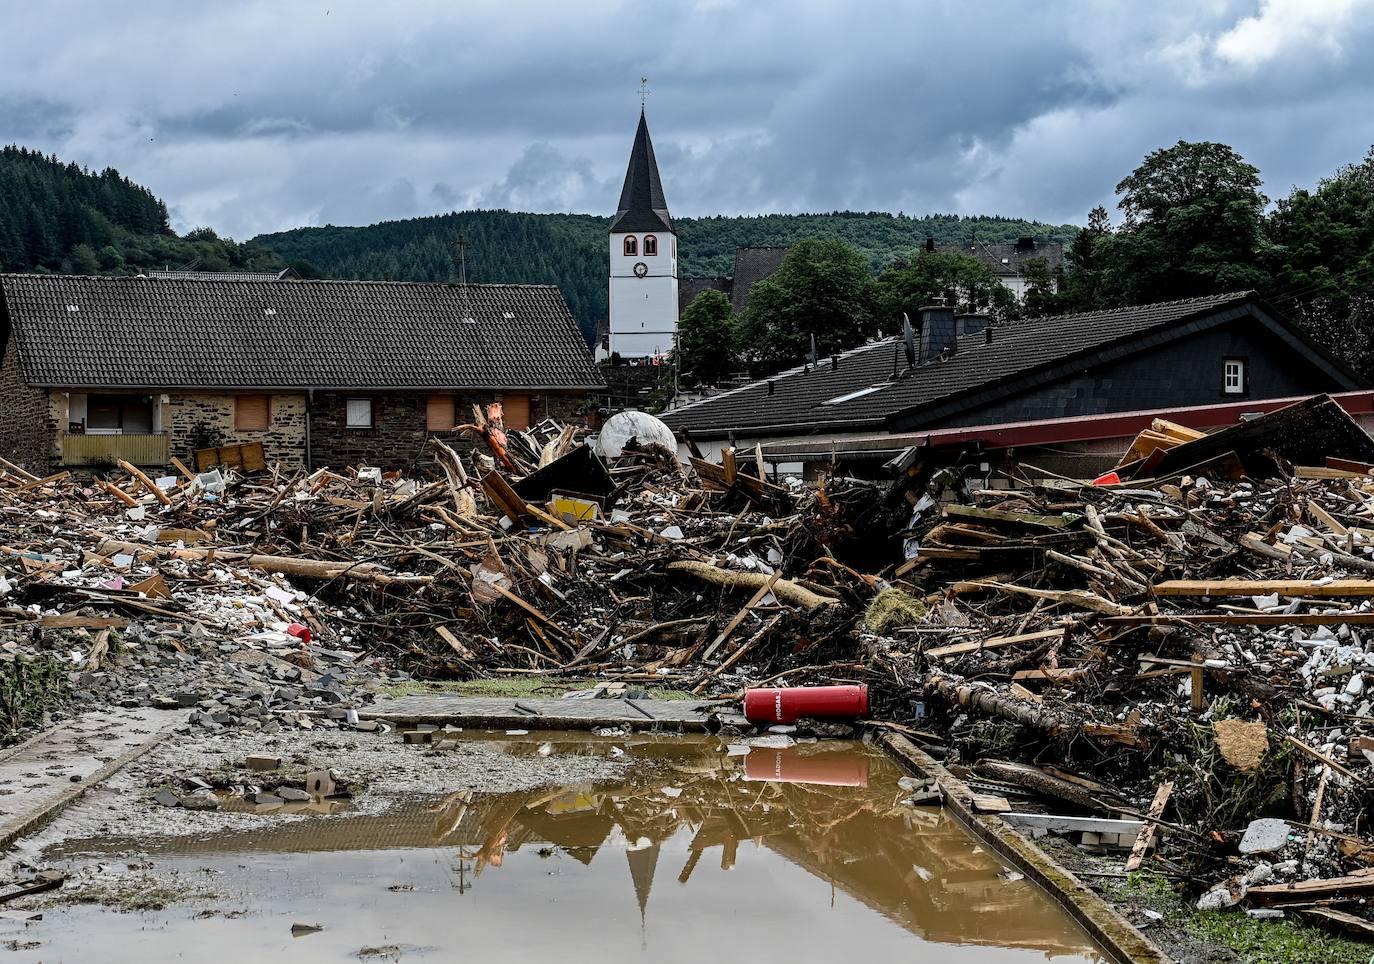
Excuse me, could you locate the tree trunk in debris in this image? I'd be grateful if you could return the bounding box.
[665,560,840,610]
[924,675,1069,735]
[94,539,432,586]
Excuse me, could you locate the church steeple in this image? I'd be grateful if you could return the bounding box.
[611,111,673,235]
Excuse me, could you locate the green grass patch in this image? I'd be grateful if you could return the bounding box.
[0,654,68,744]
[1106,872,1371,964]
[373,677,698,702]
[1185,909,1369,964]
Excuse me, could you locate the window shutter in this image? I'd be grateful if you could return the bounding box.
[235,395,269,431]
[426,395,455,431]
[502,393,531,430]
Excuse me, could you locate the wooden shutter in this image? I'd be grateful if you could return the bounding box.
[235,395,269,431]
[426,395,455,431]
[502,393,531,430]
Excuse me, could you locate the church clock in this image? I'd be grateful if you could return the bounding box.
[633,261,649,278]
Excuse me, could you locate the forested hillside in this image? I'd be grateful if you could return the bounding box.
[0,146,292,277]
[255,211,1080,343]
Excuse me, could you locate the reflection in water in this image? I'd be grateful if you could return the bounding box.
[48,736,1100,960]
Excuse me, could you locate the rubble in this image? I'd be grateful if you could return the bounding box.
[7,395,1374,939]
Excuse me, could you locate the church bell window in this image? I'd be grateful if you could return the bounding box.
[623,236,637,257]
[643,235,658,256]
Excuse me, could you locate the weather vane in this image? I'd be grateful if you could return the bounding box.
[639,76,650,111]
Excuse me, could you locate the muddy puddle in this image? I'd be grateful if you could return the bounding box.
[7,734,1103,961]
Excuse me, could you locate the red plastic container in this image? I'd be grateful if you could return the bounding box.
[287,622,312,645]
[742,684,868,725]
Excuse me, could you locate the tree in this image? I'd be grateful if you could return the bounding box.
[1018,258,1062,318]
[676,289,740,385]
[875,251,1013,327]
[740,238,879,372]
[1059,206,1112,311]
[65,243,99,275]
[1103,141,1270,304]
[1265,146,1374,378]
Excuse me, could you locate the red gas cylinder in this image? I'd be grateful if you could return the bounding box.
[742,684,868,725]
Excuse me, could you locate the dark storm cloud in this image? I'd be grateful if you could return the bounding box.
[2,0,1372,238]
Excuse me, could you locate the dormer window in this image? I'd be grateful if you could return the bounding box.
[623,236,637,257]
[643,235,658,256]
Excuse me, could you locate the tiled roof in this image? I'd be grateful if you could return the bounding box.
[679,276,732,314]
[936,240,1064,277]
[730,247,790,315]
[661,293,1265,438]
[0,274,603,390]
[610,112,673,235]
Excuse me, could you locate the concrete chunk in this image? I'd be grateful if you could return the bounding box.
[1239,817,1290,854]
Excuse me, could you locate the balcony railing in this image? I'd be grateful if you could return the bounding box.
[60,433,170,468]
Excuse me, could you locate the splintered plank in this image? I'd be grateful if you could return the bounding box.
[1103,612,1374,627]
[1154,579,1374,598]
[925,628,1063,660]
[1125,782,1174,872]
[942,504,1081,531]
[1246,868,1374,907]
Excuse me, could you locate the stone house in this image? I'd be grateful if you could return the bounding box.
[0,274,603,473]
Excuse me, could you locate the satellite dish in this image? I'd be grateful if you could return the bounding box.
[902,313,917,368]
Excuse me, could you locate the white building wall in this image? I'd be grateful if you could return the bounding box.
[609,232,678,358]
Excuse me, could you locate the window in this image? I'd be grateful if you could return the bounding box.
[643,234,658,256]
[85,394,153,434]
[623,235,637,257]
[1223,359,1246,395]
[426,395,455,431]
[235,394,269,431]
[345,397,374,428]
[501,393,531,430]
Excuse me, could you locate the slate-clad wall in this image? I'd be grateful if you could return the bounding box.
[166,393,308,470]
[901,321,1338,430]
[0,331,54,473]
[309,391,588,471]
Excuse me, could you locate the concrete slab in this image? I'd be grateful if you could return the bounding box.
[0,708,180,848]
[360,695,716,731]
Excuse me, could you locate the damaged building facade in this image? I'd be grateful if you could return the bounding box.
[0,274,602,473]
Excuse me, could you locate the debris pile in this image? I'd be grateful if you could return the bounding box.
[6,394,1374,936]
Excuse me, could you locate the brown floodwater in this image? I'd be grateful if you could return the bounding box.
[11,734,1104,962]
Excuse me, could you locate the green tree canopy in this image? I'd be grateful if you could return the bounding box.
[1264,146,1374,378]
[676,289,740,385]
[740,238,879,373]
[1102,140,1270,303]
[875,251,1014,327]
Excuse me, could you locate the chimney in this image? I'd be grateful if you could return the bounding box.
[1015,236,1035,252]
[924,237,936,254]
[955,313,991,337]
[985,326,994,345]
[920,303,956,362]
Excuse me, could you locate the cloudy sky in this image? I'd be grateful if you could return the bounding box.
[3,0,1372,239]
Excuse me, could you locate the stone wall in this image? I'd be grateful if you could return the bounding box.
[0,331,54,474]
[166,393,308,470]
[309,391,591,472]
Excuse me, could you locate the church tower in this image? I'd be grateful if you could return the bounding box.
[608,110,677,358]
